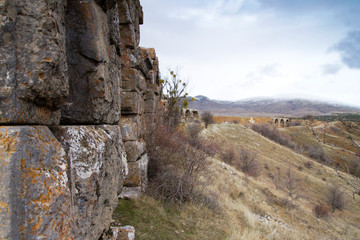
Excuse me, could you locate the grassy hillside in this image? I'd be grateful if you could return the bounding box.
[114,123,360,239]
[280,121,360,176]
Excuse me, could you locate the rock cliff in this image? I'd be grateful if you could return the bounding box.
[0,0,161,239]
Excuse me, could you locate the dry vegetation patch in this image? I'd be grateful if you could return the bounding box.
[114,123,360,240]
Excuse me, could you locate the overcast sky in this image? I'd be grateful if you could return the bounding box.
[140,0,360,107]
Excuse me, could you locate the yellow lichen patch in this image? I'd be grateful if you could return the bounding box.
[0,129,17,165]
[31,218,43,233]
[0,201,8,213]
[38,72,45,80]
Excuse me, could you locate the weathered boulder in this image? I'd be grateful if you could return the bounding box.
[0,126,71,239]
[61,0,121,124]
[102,225,136,240]
[124,139,146,162]
[0,0,68,124]
[51,125,127,240]
[119,186,142,200]
[124,153,149,190]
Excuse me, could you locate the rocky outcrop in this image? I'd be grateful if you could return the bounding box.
[0,0,161,239]
[118,0,161,199]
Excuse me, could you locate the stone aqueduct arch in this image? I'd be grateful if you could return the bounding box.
[273,117,291,127]
[182,109,200,121]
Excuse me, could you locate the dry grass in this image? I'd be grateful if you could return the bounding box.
[202,123,360,240]
[282,121,360,174]
[214,116,272,124]
[114,123,360,240]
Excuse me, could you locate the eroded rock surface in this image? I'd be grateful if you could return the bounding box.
[0,0,68,124]
[0,126,71,239]
[0,0,161,239]
[52,125,127,239]
[61,1,121,124]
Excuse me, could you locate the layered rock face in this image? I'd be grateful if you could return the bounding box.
[0,0,160,239]
[118,0,161,200]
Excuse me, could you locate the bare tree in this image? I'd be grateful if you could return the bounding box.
[201,111,215,128]
[234,148,261,177]
[161,68,191,127]
[284,166,301,199]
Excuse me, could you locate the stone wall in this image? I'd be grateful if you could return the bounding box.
[0,0,160,239]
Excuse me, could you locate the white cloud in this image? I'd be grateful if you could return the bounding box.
[140,0,360,107]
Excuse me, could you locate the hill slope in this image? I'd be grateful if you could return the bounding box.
[114,123,360,239]
[189,95,360,117]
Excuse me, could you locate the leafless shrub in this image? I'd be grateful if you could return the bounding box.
[251,124,295,149]
[198,139,220,157]
[201,111,215,128]
[220,146,236,164]
[304,160,314,169]
[284,166,301,199]
[262,188,297,209]
[274,167,281,189]
[313,203,330,218]
[233,148,261,177]
[145,123,207,203]
[264,163,269,170]
[306,145,331,164]
[327,184,345,211]
[186,122,202,146]
[280,197,297,209]
[193,192,221,212]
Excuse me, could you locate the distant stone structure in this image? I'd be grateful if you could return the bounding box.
[273,118,291,127]
[0,0,161,239]
[181,108,200,121]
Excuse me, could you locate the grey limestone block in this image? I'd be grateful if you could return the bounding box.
[121,91,144,115]
[51,125,128,240]
[122,68,147,92]
[0,126,72,239]
[0,0,68,125]
[124,153,149,190]
[121,114,146,141]
[61,1,121,124]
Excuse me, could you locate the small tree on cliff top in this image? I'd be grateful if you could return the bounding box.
[161,68,193,126]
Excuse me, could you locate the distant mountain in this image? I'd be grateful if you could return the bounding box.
[188,95,360,117]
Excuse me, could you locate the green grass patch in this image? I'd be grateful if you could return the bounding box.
[113,196,227,240]
[316,113,360,122]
